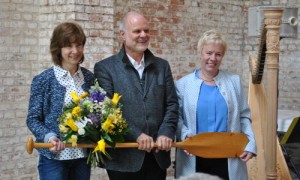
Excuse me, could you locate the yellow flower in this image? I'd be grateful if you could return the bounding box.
[68,135,78,147]
[59,124,69,133]
[65,112,72,120]
[80,92,88,99]
[70,91,80,103]
[102,116,115,133]
[111,93,121,106]
[93,139,106,154]
[109,114,118,124]
[72,106,82,117]
[115,108,121,114]
[66,118,78,132]
[115,113,123,123]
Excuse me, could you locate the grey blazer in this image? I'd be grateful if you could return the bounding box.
[94,47,179,172]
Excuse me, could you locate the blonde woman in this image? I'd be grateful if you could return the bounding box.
[175,30,256,180]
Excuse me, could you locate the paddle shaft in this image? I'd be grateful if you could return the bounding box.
[26,132,249,158]
[26,136,177,153]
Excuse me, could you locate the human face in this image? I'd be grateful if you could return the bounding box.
[120,15,150,58]
[61,42,84,69]
[200,43,224,75]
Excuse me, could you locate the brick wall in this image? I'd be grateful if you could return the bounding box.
[0,1,39,179]
[0,0,299,179]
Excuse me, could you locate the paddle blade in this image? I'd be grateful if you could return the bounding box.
[175,132,249,158]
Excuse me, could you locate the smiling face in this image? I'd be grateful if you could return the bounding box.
[200,43,224,76]
[50,22,86,67]
[197,30,227,76]
[61,40,84,69]
[120,13,150,59]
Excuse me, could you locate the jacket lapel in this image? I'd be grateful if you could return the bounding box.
[116,47,156,96]
[117,50,144,95]
[143,68,154,97]
[142,50,156,97]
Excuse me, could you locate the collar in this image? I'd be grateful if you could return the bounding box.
[119,45,155,68]
[53,65,82,78]
[127,53,145,67]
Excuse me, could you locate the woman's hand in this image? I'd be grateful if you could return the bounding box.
[240,151,254,162]
[49,136,65,153]
[183,134,193,156]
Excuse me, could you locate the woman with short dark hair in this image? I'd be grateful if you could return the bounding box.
[26,22,94,180]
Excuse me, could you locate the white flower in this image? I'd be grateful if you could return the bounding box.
[82,117,92,125]
[102,109,107,114]
[78,128,86,135]
[76,117,92,127]
[75,117,92,135]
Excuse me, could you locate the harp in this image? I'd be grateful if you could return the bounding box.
[247,9,292,179]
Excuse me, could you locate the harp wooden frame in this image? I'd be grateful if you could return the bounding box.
[247,9,292,180]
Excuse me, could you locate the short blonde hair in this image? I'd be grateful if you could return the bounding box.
[197,29,227,55]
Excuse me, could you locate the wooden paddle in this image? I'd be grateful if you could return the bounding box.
[26,132,248,158]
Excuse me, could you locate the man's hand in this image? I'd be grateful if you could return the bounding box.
[136,133,154,152]
[155,135,173,152]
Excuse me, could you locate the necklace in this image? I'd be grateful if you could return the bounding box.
[199,71,215,82]
[201,78,214,82]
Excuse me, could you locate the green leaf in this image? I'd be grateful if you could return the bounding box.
[62,130,74,141]
[103,134,112,142]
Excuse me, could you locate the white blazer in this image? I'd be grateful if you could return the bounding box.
[175,70,257,180]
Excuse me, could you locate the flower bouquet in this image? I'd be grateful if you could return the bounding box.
[58,80,129,167]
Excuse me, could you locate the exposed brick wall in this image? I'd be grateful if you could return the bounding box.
[0,0,299,179]
[0,0,113,179]
[271,1,300,109]
[0,1,39,179]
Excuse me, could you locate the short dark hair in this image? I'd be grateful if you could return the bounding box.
[50,22,86,65]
